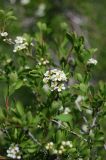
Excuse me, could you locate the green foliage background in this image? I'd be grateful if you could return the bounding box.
[0,0,106,79]
[0,0,106,160]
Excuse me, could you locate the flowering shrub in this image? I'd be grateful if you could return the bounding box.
[7,144,21,159]
[43,69,67,92]
[0,10,106,160]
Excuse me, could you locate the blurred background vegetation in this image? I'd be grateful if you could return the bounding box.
[0,0,106,126]
[0,0,106,81]
[0,1,106,158]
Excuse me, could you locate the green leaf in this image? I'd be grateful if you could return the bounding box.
[9,80,23,95]
[79,36,84,44]
[6,11,13,17]
[51,100,62,109]
[27,111,33,124]
[79,83,88,93]
[12,117,22,124]
[0,108,5,121]
[37,22,47,31]
[55,114,72,122]
[94,140,104,147]
[33,115,40,125]
[66,32,74,45]
[99,81,105,92]
[27,147,36,153]
[95,132,104,141]
[0,10,5,15]
[7,16,17,21]
[56,130,65,143]
[76,73,83,82]
[16,102,24,117]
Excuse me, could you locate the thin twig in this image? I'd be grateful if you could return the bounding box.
[28,131,41,146]
[52,119,87,142]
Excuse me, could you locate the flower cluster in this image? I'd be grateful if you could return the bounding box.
[45,141,73,155]
[7,143,21,159]
[87,58,98,65]
[75,95,85,111]
[59,106,71,114]
[38,58,49,66]
[10,0,30,5]
[61,141,73,148]
[45,142,54,150]
[13,36,28,52]
[21,0,30,5]
[0,31,12,43]
[36,3,46,17]
[43,69,67,92]
[0,32,8,37]
[82,124,88,133]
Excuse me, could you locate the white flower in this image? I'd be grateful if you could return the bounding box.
[87,58,98,65]
[53,149,58,154]
[13,43,27,52]
[15,146,19,152]
[36,3,46,17]
[7,153,12,158]
[13,36,28,52]
[45,145,49,150]
[51,82,58,91]
[60,145,64,150]
[86,108,92,115]
[43,84,49,92]
[65,141,73,148]
[15,36,25,44]
[44,70,50,77]
[82,124,88,133]
[3,39,6,41]
[7,144,21,159]
[51,71,67,82]
[45,142,54,150]
[10,149,16,154]
[75,95,84,111]
[23,78,27,82]
[38,59,49,66]
[43,77,49,83]
[24,65,30,69]
[10,0,16,4]
[43,69,67,92]
[59,106,64,112]
[21,0,30,5]
[11,154,16,159]
[51,69,58,73]
[38,62,42,65]
[58,150,63,154]
[63,107,70,114]
[17,155,21,159]
[69,143,73,148]
[49,142,54,146]
[41,58,44,61]
[43,60,49,65]
[57,84,65,92]
[0,32,8,37]
[61,141,72,148]
[7,150,11,153]
[89,129,94,137]
[62,141,66,146]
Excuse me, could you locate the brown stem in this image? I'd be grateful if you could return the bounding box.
[5,96,9,110]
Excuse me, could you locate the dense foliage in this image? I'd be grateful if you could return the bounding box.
[0,0,106,79]
[0,2,106,160]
